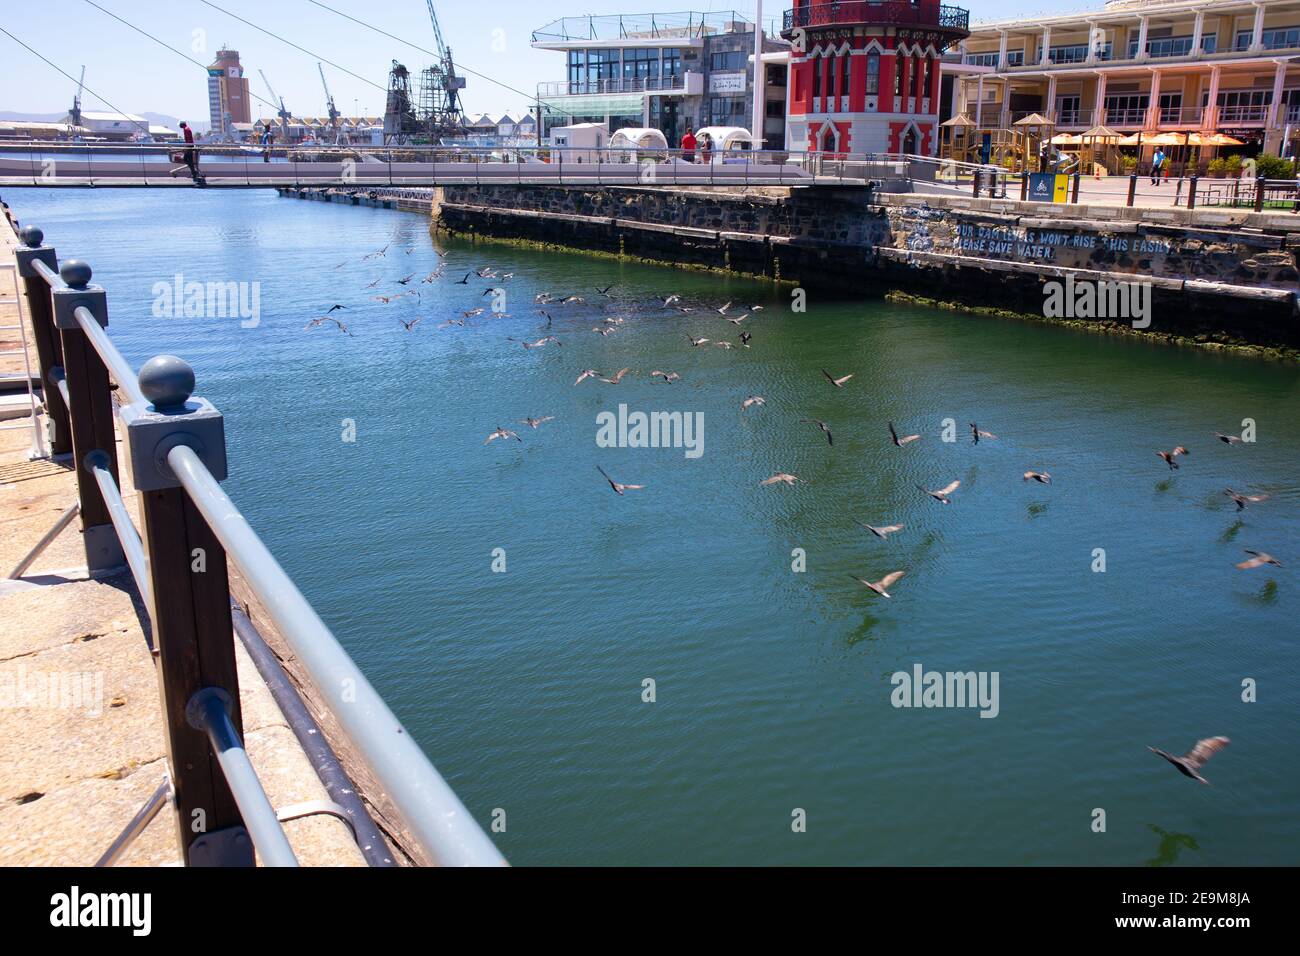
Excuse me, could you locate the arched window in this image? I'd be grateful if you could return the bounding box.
[866,52,880,95]
[894,51,906,96]
[813,54,823,99]
[841,51,852,98]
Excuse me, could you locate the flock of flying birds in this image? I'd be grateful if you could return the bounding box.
[312,241,1284,788]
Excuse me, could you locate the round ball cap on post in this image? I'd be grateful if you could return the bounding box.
[18,225,44,248]
[138,355,195,410]
[60,260,93,289]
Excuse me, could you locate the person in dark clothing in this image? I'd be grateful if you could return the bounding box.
[179,121,200,181]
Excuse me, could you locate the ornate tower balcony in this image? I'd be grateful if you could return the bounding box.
[782,1,970,46]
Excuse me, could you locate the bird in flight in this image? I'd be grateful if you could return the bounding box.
[822,369,853,388]
[650,370,680,383]
[396,273,415,285]
[741,395,766,412]
[800,418,833,446]
[484,426,522,444]
[970,423,997,443]
[512,336,560,349]
[592,326,616,336]
[398,317,424,331]
[574,369,601,385]
[1157,446,1190,469]
[760,473,800,486]
[361,244,389,260]
[919,480,961,504]
[372,294,400,304]
[519,416,555,429]
[436,318,464,329]
[1023,470,1051,484]
[599,367,631,384]
[455,272,471,285]
[1213,432,1244,445]
[596,284,616,297]
[1148,736,1230,785]
[1236,550,1281,569]
[462,308,485,319]
[852,570,906,599]
[715,341,733,350]
[662,294,681,307]
[1225,488,1268,511]
[597,465,644,495]
[325,304,347,313]
[858,522,904,540]
[716,302,731,315]
[423,269,443,283]
[739,331,752,348]
[363,278,381,289]
[725,313,750,325]
[888,422,921,447]
[686,335,710,347]
[305,316,352,336]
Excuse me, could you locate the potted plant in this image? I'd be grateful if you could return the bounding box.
[1207,157,1228,178]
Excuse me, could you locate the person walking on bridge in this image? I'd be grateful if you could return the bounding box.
[177,121,202,183]
[680,126,697,163]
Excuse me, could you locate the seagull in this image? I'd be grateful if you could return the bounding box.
[592,326,616,336]
[687,335,710,347]
[484,426,522,444]
[422,269,442,283]
[970,422,997,443]
[822,368,853,388]
[800,418,833,446]
[650,370,680,383]
[363,278,381,289]
[1148,736,1230,785]
[725,313,750,325]
[558,295,584,304]
[1157,446,1190,469]
[749,305,765,312]
[1236,550,1281,569]
[761,473,800,486]
[596,284,616,297]
[305,316,352,336]
[436,318,464,329]
[852,570,906,599]
[361,244,389,260]
[716,302,732,314]
[919,480,961,504]
[739,331,752,347]
[858,522,904,540]
[1214,432,1244,445]
[539,310,553,329]
[515,336,561,349]
[574,369,601,385]
[715,341,733,349]
[1023,470,1052,484]
[396,273,415,285]
[888,422,921,446]
[1225,488,1268,511]
[372,294,400,304]
[662,294,681,307]
[455,272,471,284]
[597,465,644,495]
[740,395,766,412]
[599,367,631,384]
[462,308,485,318]
[519,416,555,429]
[325,304,347,313]
[535,292,555,303]
[398,317,424,331]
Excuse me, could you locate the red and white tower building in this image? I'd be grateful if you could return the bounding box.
[782,0,969,155]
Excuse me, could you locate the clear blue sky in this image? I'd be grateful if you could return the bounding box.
[0,0,1078,122]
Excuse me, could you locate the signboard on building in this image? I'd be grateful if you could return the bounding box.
[709,72,746,94]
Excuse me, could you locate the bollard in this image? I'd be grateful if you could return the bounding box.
[1127,174,1137,207]
[12,226,69,455]
[1072,173,1080,203]
[972,168,981,198]
[50,260,124,571]
[1188,176,1198,210]
[1020,169,1028,201]
[120,356,250,866]
[1254,175,1266,213]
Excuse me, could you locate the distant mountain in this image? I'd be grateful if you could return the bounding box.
[0,110,204,133]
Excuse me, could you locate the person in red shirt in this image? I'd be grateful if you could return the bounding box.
[178,121,199,181]
[680,127,697,163]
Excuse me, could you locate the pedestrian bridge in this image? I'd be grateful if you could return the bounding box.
[0,144,951,189]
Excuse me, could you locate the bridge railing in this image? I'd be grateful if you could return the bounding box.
[8,218,507,868]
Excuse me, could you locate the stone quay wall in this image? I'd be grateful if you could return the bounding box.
[428,183,1300,351]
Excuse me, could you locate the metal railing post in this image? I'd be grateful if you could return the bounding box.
[49,261,124,571]
[120,355,251,866]
[1188,175,1198,210]
[1254,175,1266,213]
[13,226,69,455]
[1127,174,1137,207]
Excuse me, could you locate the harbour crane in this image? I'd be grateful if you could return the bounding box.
[318,63,341,145]
[422,0,465,135]
[69,65,85,132]
[258,69,292,142]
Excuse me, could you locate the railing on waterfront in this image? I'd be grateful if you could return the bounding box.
[6,215,507,868]
[532,10,751,42]
[536,76,687,97]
